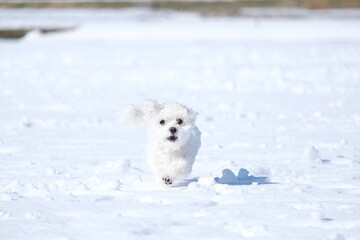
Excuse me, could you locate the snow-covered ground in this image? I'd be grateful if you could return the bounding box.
[1,8,360,240]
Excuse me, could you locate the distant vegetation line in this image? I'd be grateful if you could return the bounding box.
[0,0,359,10]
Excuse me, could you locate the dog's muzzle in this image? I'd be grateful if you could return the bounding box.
[167,136,178,142]
[167,127,178,142]
[169,127,177,134]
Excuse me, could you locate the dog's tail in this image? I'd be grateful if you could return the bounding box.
[118,100,163,127]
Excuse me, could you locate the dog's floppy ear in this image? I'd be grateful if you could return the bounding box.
[118,104,145,127]
[142,100,163,119]
[187,108,198,122]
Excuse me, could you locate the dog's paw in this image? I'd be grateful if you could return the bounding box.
[162,177,173,185]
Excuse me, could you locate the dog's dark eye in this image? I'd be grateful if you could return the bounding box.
[160,120,165,125]
[177,119,183,125]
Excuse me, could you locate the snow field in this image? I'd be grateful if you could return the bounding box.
[1,8,360,240]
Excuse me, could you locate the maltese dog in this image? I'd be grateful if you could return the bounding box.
[120,100,201,186]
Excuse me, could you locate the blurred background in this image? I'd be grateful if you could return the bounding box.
[1,0,360,9]
[1,0,360,39]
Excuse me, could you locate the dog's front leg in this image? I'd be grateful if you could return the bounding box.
[162,177,173,185]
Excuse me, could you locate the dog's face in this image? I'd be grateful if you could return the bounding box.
[144,101,198,151]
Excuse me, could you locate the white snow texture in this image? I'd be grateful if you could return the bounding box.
[1,8,360,240]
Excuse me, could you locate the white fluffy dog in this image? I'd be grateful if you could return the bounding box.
[121,100,201,185]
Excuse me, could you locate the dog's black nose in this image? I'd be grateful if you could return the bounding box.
[169,127,177,134]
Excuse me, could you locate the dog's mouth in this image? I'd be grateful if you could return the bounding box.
[167,136,178,142]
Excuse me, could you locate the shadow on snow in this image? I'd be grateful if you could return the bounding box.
[173,168,274,187]
[215,168,273,185]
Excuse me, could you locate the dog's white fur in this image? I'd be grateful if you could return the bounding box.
[120,100,201,185]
